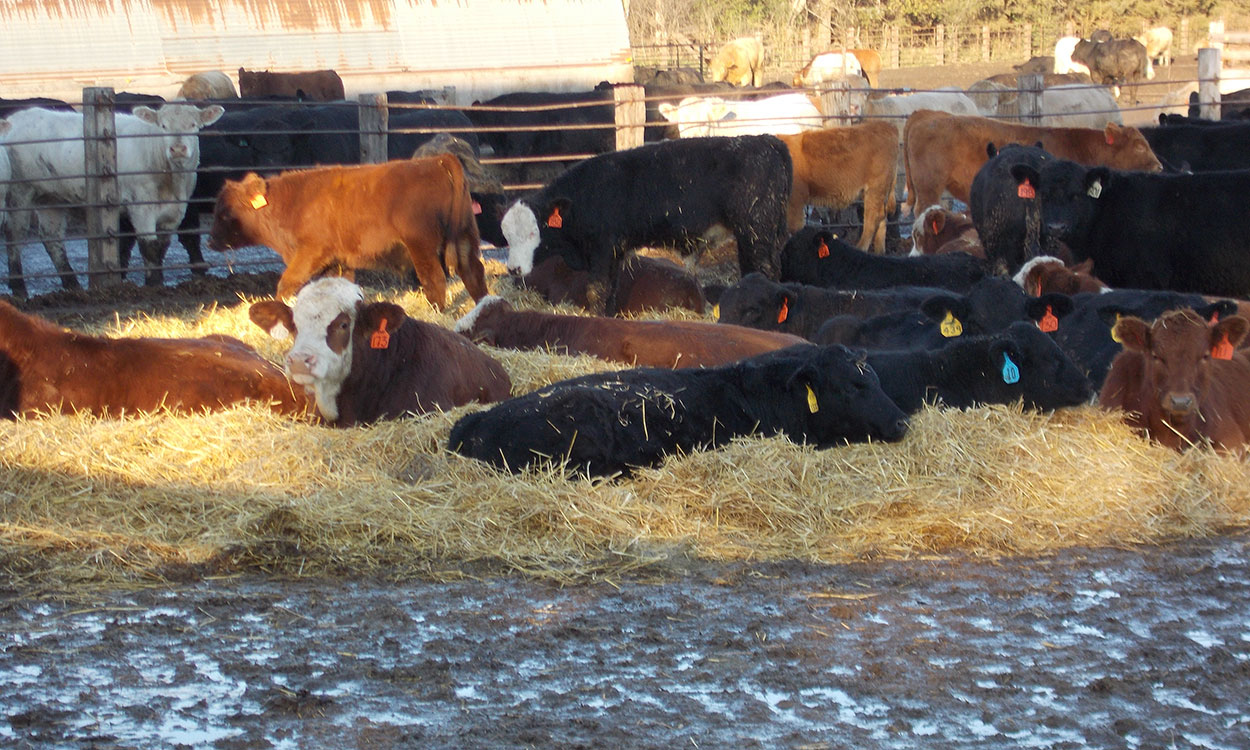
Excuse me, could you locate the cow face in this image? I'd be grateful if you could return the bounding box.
[1037,162,1108,248]
[716,273,793,331]
[132,103,224,171]
[208,173,268,252]
[503,198,576,275]
[453,295,512,345]
[788,345,908,446]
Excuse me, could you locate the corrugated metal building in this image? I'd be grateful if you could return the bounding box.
[0,0,634,104]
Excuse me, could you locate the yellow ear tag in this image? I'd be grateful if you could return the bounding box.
[250,193,268,209]
[1110,313,1123,343]
[712,304,720,320]
[805,384,819,414]
[939,311,963,338]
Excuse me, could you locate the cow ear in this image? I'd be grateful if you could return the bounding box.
[241,172,266,193]
[1073,257,1095,274]
[920,294,966,321]
[356,302,406,339]
[1027,293,1074,320]
[132,106,159,125]
[1212,316,1250,351]
[1009,164,1040,191]
[1112,316,1151,352]
[986,142,998,158]
[198,104,225,127]
[248,300,295,341]
[784,365,822,415]
[929,210,947,234]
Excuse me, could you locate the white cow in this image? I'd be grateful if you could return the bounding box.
[793,51,865,87]
[1135,26,1173,66]
[3,103,223,297]
[863,88,980,142]
[656,93,824,137]
[969,82,1122,129]
[1053,36,1092,76]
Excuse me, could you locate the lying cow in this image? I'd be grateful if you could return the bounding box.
[0,300,308,419]
[656,93,823,137]
[1100,309,1250,451]
[902,109,1161,216]
[248,278,512,426]
[1013,256,1108,297]
[775,121,898,251]
[868,321,1093,414]
[908,205,984,258]
[521,254,707,316]
[501,135,792,314]
[447,343,909,477]
[209,154,488,307]
[455,295,805,368]
[780,227,989,293]
[707,37,765,88]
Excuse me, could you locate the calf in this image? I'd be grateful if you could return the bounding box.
[908,205,984,258]
[780,227,989,293]
[0,300,308,419]
[902,109,1161,217]
[448,343,908,477]
[248,278,511,426]
[868,322,1093,414]
[775,121,898,251]
[502,136,792,314]
[1100,309,1250,451]
[455,296,805,369]
[1013,256,1108,296]
[209,154,487,306]
[521,255,706,316]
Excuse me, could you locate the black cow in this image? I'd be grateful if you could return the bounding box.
[1141,120,1250,173]
[466,87,615,158]
[779,227,989,293]
[814,278,1073,350]
[447,343,908,477]
[968,143,1067,275]
[1034,158,1250,296]
[502,135,793,314]
[717,272,947,340]
[1071,38,1152,102]
[1186,88,1250,121]
[867,321,1093,413]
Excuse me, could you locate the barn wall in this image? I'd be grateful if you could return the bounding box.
[0,0,633,104]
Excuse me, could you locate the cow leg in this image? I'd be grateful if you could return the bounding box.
[5,232,27,300]
[406,241,449,310]
[35,210,81,291]
[177,211,208,275]
[452,237,489,301]
[137,235,170,287]
[275,253,334,300]
[858,190,887,254]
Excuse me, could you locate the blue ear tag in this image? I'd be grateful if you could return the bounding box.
[1001,354,1020,384]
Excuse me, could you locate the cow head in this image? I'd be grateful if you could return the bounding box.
[1101,123,1162,172]
[248,277,406,423]
[208,172,269,253]
[503,197,575,275]
[1112,309,1249,419]
[779,344,908,445]
[453,295,512,346]
[132,103,224,171]
[715,273,795,331]
[1037,161,1108,247]
[991,322,1094,409]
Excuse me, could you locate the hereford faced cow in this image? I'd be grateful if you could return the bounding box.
[455,295,805,368]
[902,109,1161,217]
[237,68,345,101]
[1100,309,1250,451]
[775,121,898,251]
[908,205,984,258]
[1013,256,1108,296]
[707,37,765,88]
[209,155,487,306]
[448,343,908,477]
[248,278,511,426]
[501,135,792,314]
[0,300,308,418]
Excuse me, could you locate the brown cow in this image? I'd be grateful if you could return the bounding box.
[0,300,309,419]
[208,154,488,307]
[776,121,898,253]
[902,109,1162,216]
[455,296,806,369]
[248,277,512,426]
[1013,256,1108,296]
[237,68,345,101]
[909,205,985,258]
[521,255,706,316]
[1099,309,1250,451]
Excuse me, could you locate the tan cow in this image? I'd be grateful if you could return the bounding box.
[901,109,1162,216]
[707,37,764,88]
[775,121,899,252]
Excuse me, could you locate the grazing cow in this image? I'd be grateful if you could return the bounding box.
[208,154,487,306]
[775,121,899,251]
[793,51,865,87]
[656,93,824,138]
[1033,158,1250,297]
[1099,309,1250,451]
[466,87,614,159]
[780,227,989,293]
[521,255,707,316]
[1014,256,1109,296]
[1070,38,1153,101]
[447,343,908,477]
[501,136,793,314]
[237,68,345,101]
[708,37,765,88]
[177,71,238,101]
[716,272,947,341]
[454,296,805,368]
[0,300,308,419]
[248,278,511,426]
[1140,120,1250,172]
[1134,26,1174,66]
[867,322,1093,414]
[3,103,224,297]
[908,205,984,258]
[903,109,1161,217]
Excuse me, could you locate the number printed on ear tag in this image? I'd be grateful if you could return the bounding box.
[1002,353,1020,384]
[940,311,963,338]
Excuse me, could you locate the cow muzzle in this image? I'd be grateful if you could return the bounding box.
[286,351,319,384]
[1163,392,1197,416]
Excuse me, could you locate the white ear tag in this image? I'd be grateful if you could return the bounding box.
[1086,180,1102,199]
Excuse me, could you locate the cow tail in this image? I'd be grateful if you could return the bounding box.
[900,115,915,216]
[438,153,488,300]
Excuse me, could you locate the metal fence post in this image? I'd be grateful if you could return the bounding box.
[359,93,389,164]
[82,86,121,289]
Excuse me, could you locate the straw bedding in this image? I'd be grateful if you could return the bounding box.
[2,273,1248,587]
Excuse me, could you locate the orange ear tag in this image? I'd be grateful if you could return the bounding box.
[472,201,482,215]
[1038,305,1059,333]
[1017,181,1035,199]
[1209,311,1221,325]
[930,218,941,234]
[370,319,391,349]
[1212,332,1234,360]
[817,239,830,258]
[1106,133,1114,145]
[250,193,268,209]
[777,298,789,324]
[546,206,563,228]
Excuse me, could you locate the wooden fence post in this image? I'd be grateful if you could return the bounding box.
[935,25,945,67]
[1019,73,1044,126]
[359,93,389,164]
[613,84,646,152]
[1198,47,1222,120]
[82,86,121,289]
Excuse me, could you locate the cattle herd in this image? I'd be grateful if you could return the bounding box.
[2,33,1250,474]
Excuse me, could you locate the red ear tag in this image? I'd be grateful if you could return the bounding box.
[546,206,563,228]
[1038,305,1058,333]
[1017,181,1035,199]
[472,200,482,215]
[370,319,391,349]
[777,298,789,324]
[930,218,941,234]
[817,239,830,258]
[1209,311,1220,325]
[1106,133,1114,145]
[1213,332,1234,360]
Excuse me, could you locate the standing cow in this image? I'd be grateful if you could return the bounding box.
[707,37,765,88]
